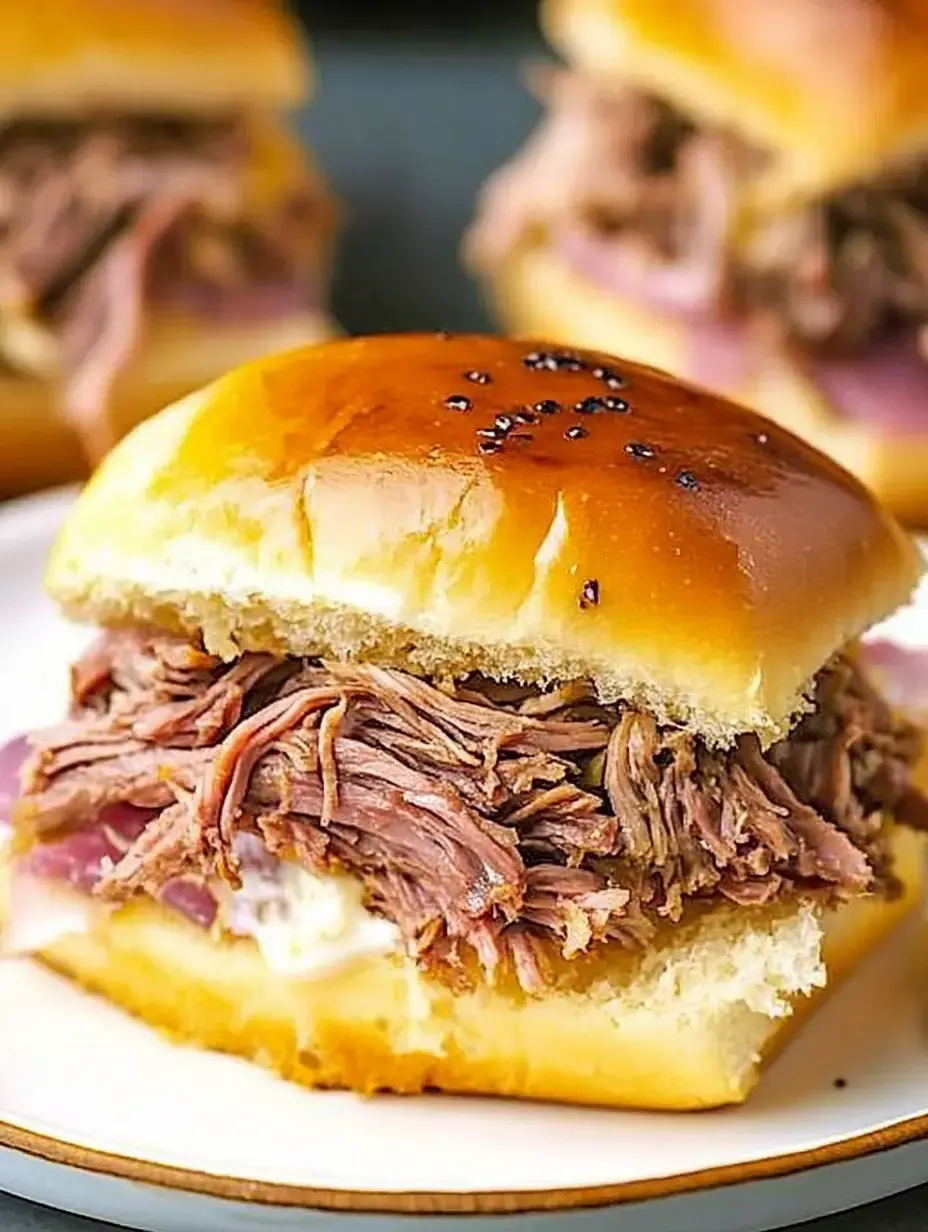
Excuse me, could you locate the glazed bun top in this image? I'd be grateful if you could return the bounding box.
[0,0,308,117]
[47,333,920,745]
[543,0,928,201]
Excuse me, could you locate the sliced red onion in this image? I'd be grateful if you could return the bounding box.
[806,335,928,434]
[0,735,30,823]
[20,803,218,929]
[558,229,721,316]
[95,802,154,842]
[26,831,114,894]
[1,736,236,933]
[159,877,218,930]
[556,230,750,392]
[25,805,153,894]
[860,640,928,711]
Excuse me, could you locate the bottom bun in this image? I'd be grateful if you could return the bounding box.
[490,244,928,527]
[1,826,923,1110]
[0,307,336,498]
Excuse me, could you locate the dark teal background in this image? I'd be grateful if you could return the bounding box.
[292,6,545,332]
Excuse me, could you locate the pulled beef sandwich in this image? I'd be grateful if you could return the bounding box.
[3,333,928,1112]
[467,0,928,526]
[0,0,337,497]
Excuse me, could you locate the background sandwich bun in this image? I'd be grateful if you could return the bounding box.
[0,0,308,117]
[0,116,339,499]
[0,307,336,497]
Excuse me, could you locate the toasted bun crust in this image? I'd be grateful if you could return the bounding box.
[0,0,308,116]
[1,825,920,1110]
[490,243,928,528]
[45,333,919,743]
[0,308,336,498]
[544,0,928,200]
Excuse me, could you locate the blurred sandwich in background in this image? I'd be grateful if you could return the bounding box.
[0,0,337,496]
[467,0,928,525]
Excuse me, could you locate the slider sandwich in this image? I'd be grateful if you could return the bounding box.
[0,0,337,495]
[468,0,928,524]
[2,333,928,1111]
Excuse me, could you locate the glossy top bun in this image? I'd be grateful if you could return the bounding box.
[0,0,307,117]
[46,334,920,744]
[544,0,928,200]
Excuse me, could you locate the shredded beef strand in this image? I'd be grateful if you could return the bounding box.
[197,686,353,884]
[605,714,653,860]
[131,653,279,748]
[19,632,926,989]
[95,800,200,899]
[735,735,872,889]
[19,745,212,833]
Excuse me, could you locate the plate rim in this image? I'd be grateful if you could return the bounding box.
[3,486,928,1215]
[2,1109,928,1214]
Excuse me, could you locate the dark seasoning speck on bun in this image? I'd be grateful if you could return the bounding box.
[446,345,645,459]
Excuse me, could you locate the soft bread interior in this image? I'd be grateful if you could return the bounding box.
[0,308,337,497]
[1,825,921,1110]
[490,243,928,527]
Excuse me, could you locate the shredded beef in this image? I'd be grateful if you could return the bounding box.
[468,67,928,357]
[0,116,331,460]
[17,631,926,988]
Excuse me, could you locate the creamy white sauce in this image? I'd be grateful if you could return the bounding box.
[224,856,401,978]
[2,817,400,978]
[1,867,95,957]
[865,541,928,651]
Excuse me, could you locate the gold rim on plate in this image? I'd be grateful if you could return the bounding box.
[1,496,927,1214]
[2,1110,928,1214]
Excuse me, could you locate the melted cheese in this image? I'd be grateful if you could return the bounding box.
[1,864,95,957]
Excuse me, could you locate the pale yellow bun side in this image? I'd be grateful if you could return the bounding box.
[0,0,308,116]
[491,243,928,527]
[43,334,919,745]
[0,308,336,497]
[750,353,928,532]
[544,0,928,202]
[491,243,698,384]
[241,117,332,215]
[1,826,921,1111]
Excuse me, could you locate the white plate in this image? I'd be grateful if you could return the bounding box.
[2,488,928,1232]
